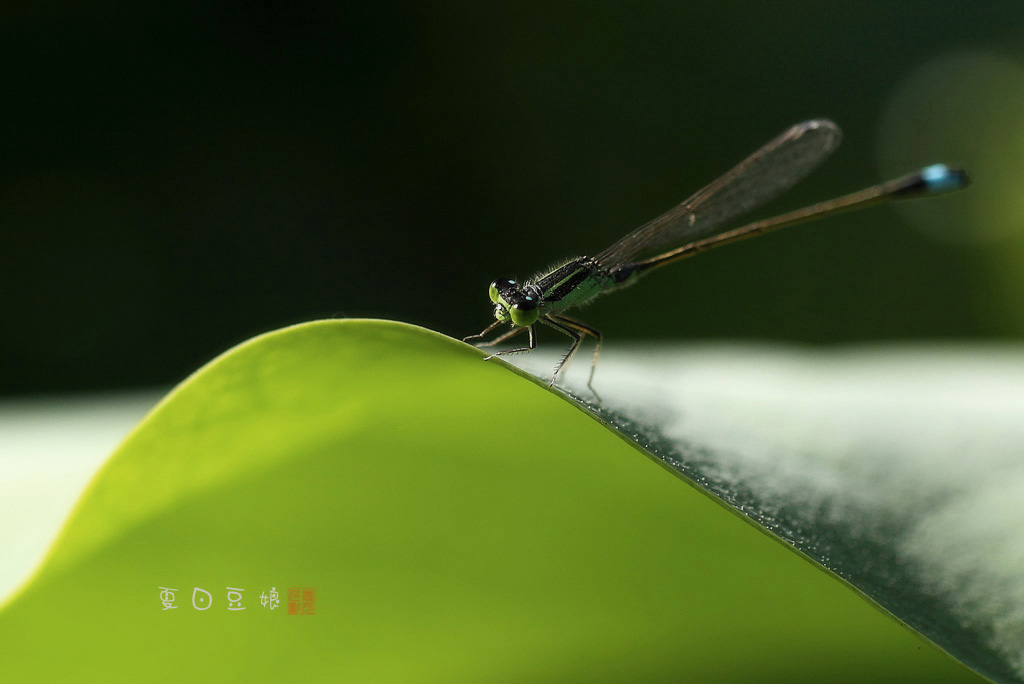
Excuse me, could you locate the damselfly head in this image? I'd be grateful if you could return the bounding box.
[489,278,539,327]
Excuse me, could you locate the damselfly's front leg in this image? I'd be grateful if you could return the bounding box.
[462,320,503,344]
[483,324,536,360]
[476,325,528,348]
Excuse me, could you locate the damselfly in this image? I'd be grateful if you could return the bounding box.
[465,119,968,396]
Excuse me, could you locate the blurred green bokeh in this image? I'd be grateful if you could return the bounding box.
[3,2,1023,394]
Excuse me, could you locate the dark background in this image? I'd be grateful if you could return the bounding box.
[4,2,1023,396]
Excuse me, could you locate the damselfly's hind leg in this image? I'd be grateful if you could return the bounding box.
[540,315,601,400]
[552,314,603,399]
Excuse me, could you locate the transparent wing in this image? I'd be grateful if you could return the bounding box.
[595,119,843,266]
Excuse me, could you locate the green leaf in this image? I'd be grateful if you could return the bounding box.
[0,320,989,683]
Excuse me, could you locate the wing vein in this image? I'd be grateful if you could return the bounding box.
[595,119,843,266]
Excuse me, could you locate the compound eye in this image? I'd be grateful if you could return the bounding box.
[509,295,539,326]
[488,278,517,304]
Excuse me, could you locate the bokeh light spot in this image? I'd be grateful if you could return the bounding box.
[878,52,1024,246]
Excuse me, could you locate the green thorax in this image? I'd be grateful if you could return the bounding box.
[529,257,615,314]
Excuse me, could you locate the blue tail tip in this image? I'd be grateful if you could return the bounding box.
[920,164,970,193]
